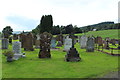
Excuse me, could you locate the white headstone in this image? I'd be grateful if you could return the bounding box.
[13,41,22,60]
[36,34,40,40]
[80,35,88,49]
[64,36,72,51]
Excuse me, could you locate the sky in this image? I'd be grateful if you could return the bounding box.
[0,0,119,31]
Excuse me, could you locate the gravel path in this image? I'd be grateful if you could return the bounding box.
[100,71,120,78]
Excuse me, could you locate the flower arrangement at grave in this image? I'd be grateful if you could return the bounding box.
[3,50,15,62]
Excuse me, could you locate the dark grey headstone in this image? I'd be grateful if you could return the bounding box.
[2,38,9,49]
[86,37,94,52]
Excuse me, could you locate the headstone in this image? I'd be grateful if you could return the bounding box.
[80,35,88,49]
[118,39,120,49]
[104,40,109,49]
[35,34,40,48]
[97,36,103,46]
[50,37,56,48]
[19,33,26,48]
[65,33,81,62]
[12,41,22,60]
[23,33,34,51]
[105,37,110,42]
[86,37,94,52]
[2,38,9,49]
[110,39,116,46]
[35,40,40,48]
[56,34,63,46]
[78,36,81,43]
[63,36,72,52]
[38,32,52,58]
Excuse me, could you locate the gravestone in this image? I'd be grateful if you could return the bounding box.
[104,40,110,49]
[78,36,81,43]
[110,39,116,46]
[38,32,52,58]
[35,34,40,48]
[105,37,110,42]
[56,34,63,46]
[65,33,81,62]
[2,38,9,49]
[19,33,26,48]
[86,37,94,52]
[97,36,103,46]
[50,37,56,49]
[23,33,34,51]
[33,34,37,45]
[63,36,72,52]
[80,35,88,49]
[118,39,120,49]
[13,41,22,60]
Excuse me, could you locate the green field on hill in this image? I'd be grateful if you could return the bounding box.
[1,29,119,78]
[75,29,119,39]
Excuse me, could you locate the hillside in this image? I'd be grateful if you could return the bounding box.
[75,29,119,39]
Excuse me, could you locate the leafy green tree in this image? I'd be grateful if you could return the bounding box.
[2,26,13,38]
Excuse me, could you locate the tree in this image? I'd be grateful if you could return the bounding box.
[39,15,53,33]
[51,25,60,35]
[65,24,74,34]
[2,26,13,38]
[32,25,40,35]
[74,25,82,33]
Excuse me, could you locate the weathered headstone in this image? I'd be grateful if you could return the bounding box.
[56,34,63,46]
[63,36,72,52]
[104,40,110,49]
[38,32,52,58]
[110,39,116,46]
[105,37,110,42]
[35,34,40,48]
[19,33,26,48]
[65,33,81,62]
[118,39,120,49]
[13,41,22,60]
[23,33,34,51]
[86,37,94,52]
[51,37,56,49]
[97,36,103,46]
[2,38,9,49]
[80,35,88,49]
[78,36,81,43]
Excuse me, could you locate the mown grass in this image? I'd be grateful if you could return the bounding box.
[2,43,119,78]
[2,29,119,78]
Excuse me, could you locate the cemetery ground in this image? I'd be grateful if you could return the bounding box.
[1,29,119,78]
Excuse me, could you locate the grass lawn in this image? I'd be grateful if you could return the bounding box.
[1,29,119,78]
[2,43,119,78]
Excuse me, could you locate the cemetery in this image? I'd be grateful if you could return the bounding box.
[1,29,119,78]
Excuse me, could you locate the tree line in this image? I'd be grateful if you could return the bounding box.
[2,15,120,38]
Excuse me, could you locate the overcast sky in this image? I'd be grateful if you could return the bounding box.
[0,0,119,31]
